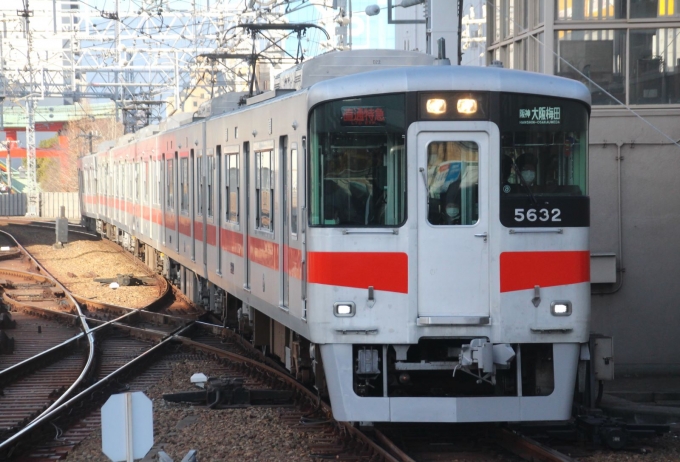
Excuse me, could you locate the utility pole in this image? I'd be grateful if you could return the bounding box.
[78,131,101,155]
[18,0,39,216]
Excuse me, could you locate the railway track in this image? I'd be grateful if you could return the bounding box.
[0,226,391,461]
[0,223,583,461]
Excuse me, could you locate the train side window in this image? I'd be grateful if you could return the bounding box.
[166,158,174,210]
[256,150,273,232]
[196,152,203,216]
[180,157,189,213]
[144,160,149,202]
[207,155,214,218]
[123,164,128,200]
[291,148,298,235]
[226,153,239,223]
[426,141,479,226]
[133,162,141,203]
[156,160,161,205]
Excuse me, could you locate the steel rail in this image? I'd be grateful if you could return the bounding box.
[373,429,417,462]
[1,225,395,461]
[1,220,100,239]
[174,335,401,462]
[495,428,578,462]
[0,325,179,453]
[0,274,183,377]
[0,229,96,450]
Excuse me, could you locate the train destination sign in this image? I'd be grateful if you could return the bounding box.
[340,106,386,126]
[518,106,561,125]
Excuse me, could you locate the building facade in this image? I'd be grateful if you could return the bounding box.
[488,0,680,375]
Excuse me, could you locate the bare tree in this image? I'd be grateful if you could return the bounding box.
[39,116,123,192]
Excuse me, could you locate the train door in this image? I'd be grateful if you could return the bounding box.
[191,149,196,261]
[280,136,289,308]
[216,146,222,275]
[204,151,213,276]
[416,128,490,322]
[174,151,180,251]
[243,141,251,291]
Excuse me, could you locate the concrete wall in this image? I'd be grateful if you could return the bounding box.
[589,108,680,375]
[0,192,80,220]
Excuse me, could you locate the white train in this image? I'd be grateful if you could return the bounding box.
[79,49,592,423]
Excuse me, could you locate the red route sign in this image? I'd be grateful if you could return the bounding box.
[340,106,386,126]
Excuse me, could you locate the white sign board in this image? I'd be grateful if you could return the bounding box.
[101,391,154,462]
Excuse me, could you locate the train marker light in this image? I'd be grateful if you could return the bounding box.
[551,301,572,316]
[426,98,447,115]
[457,98,478,114]
[334,302,356,317]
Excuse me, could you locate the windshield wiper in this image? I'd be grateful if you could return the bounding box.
[511,159,538,206]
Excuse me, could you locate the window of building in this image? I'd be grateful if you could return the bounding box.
[256,150,273,232]
[506,0,515,39]
[555,29,626,105]
[426,141,479,226]
[629,28,680,104]
[556,0,625,20]
[631,0,678,18]
[226,153,239,223]
[533,0,545,26]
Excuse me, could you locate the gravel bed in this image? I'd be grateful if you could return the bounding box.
[64,357,318,462]
[3,223,160,308]
[578,430,680,461]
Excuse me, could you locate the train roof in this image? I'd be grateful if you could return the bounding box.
[274,49,436,91]
[307,65,592,109]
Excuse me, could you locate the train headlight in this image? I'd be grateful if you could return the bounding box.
[334,302,356,317]
[551,301,572,316]
[457,98,478,114]
[426,98,447,115]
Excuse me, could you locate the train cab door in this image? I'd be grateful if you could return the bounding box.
[416,127,491,324]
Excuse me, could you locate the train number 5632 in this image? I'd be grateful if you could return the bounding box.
[514,208,561,222]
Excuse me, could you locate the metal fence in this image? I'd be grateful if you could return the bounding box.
[0,192,80,220]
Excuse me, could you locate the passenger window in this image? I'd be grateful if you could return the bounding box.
[166,159,174,209]
[197,154,203,216]
[180,157,189,213]
[290,148,298,235]
[426,141,479,226]
[256,150,273,232]
[207,156,214,217]
[225,153,239,223]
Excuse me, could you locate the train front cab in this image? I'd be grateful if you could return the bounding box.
[307,82,591,423]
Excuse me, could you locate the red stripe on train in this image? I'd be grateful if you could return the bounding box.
[500,251,590,293]
[307,252,408,294]
[221,228,243,257]
[248,236,279,270]
[285,245,302,280]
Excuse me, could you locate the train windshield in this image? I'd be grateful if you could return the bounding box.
[500,94,588,197]
[499,94,589,227]
[309,94,406,227]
